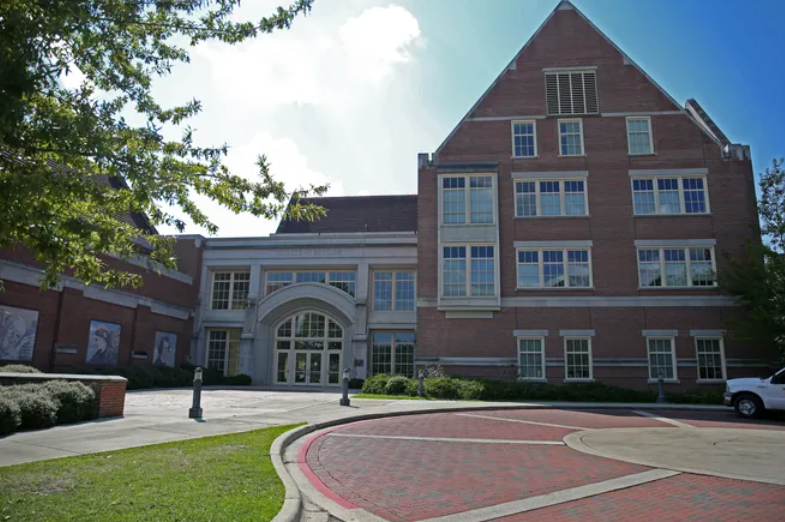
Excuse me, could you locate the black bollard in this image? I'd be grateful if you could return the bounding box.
[417,369,424,397]
[189,367,203,419]
[340,368,351,406]
[656,376,666,403]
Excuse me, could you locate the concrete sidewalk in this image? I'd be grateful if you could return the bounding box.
[0,387,727,467]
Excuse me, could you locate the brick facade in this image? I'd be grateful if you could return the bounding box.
[416,3,775,389]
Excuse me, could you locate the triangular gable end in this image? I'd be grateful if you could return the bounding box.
[434,0,722,156]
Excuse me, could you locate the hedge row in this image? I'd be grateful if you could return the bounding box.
[361,374,723,404]
[0,380,97,436]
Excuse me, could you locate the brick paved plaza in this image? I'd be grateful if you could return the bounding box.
[297,409,785,522]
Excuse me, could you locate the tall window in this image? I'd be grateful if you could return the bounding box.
[637,247,716,288]
[275,312,343,386]
[558,119,584,156]
[565,338,592,381]
[371,331,415,376]
[211,271,250,310]
[372,271,416,311]
[627,117,653,155]
[514,180,587,217]
[207,329,241,375]
[265,271,356,297]
[441,174,494,225]
[631,176,709,215]
[518,338,545,380]
[695,338,725,381]
[516,248,592,288]
[647,338,676,380]
[442,245,495,297]
[512,120,537,158]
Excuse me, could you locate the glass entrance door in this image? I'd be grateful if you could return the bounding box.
[275,311,343,387]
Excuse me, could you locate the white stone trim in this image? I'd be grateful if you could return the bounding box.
[514,329,548,337]
[643,330,678,337]
[560,329,595,336]
[542,65,597,72]
[468,115,547,122]
[416,357,516,367]
[105,252,193,284]
[445,311,494,319]
[511,171,588,180]
[629,168,709,177]
[418,295,737,308]
[515,240,593,248]
[635,239,716,247]
[603,111,684,117]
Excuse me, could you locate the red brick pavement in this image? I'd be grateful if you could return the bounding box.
[494,474,785,522]
[306,434,648,522]
[478,409,671,429]
[335,412,575,441]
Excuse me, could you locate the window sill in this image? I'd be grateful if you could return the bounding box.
[514,215,590,219]
[632,213,712,218]
[440,222,497,227]
[648,378,680,384]
[516,287,595,291]
[628,152,656,157]
[558,154,586,158]
[696,379,726,384]
[517,378,548,383]
[564,378,595,383]
[637,286,718,290]
[512,155,539,160]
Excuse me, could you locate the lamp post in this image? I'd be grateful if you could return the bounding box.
[417,369,425,397]
[189,367,203,419]
[340,368,351,407]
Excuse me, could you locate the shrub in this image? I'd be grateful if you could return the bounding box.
[0,396,22,436]
[667,388,723,405]
[42,381,97,423]
[223,374,252,386]
[454,379,484,401]
[13,391,58,430]
[0,364,41,373]
[385,376,414,396]
[348,378,365,389]
[405,379,419,397]
[361,374,390,395]
[424,377,459,400]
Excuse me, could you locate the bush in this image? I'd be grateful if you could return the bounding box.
[0,396,22,435]
[0,364,41,373]
[454,379,484,401]
[12,390,58,430]
[424,377,459,400]
[385,376,414,396]
[42,381,96,423]
[348,378,365,389]
[667,388,724,405]
[361,374,390,395]
[405,379,419,397]
[222,374,252,386]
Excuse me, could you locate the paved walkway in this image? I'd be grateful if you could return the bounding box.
[287,408,785,522]
[0,387,727,467]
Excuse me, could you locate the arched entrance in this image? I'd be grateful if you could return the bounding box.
[274,311,344,386]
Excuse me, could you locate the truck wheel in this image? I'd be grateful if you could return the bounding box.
[733,393,764,419]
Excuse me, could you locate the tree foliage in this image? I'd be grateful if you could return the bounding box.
[722,159,785,361]
[0,0,325,290]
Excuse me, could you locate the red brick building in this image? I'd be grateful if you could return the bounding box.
[415,0,771,389]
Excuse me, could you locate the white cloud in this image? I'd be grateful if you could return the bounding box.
[154,1,439,238]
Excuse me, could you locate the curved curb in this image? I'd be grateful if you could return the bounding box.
[563,427,785,486]
[268,402,734,522]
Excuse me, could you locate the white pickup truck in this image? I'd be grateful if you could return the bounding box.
[724,367,785,418]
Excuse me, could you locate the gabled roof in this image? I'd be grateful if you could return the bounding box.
[434,0,711,156]
[276,195,418,234]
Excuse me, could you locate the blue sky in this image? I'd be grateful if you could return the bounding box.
[102,0,782,237]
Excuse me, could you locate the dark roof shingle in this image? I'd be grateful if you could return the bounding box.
[276,195,417,234]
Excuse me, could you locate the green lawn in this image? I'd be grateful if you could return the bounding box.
[352,394,427,400]
[0,424,302,522]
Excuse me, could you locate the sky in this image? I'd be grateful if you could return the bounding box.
[82,0,785,238]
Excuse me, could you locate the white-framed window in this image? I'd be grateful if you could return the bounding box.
[637,246,716,288]
[695,337,726,382]
[371,331,415,377]
[372,271,416,311]
[207,329,241,376]
[545,70,599,115]
[518,337,546,380]
[442,245,496,297]
[512,120,537,158]
[441,174,494,225]
[516,248,592,289]
[626,117,653,155]
[631,176,709,215]
[565,337,592,381]
[264,271,356,297]
[514,179,588,217]
[211,271,250,310]
[647,337,677,381]
[558,119,584,156]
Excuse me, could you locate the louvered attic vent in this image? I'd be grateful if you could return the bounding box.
[545,71,599,115]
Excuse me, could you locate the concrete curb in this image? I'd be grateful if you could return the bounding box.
[267,401,731,522]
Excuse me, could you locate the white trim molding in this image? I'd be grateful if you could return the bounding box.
[514,329,549,337]
[445,311,494,319]
[543,65,598,72]
[418,295,738,308]
[560,330,596,337]
[643,329,678,337]
[515,240,593,248]
[635,239,716,247]
[690,329,725,337]
[629,168,709,177]
[512,171,589,180]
